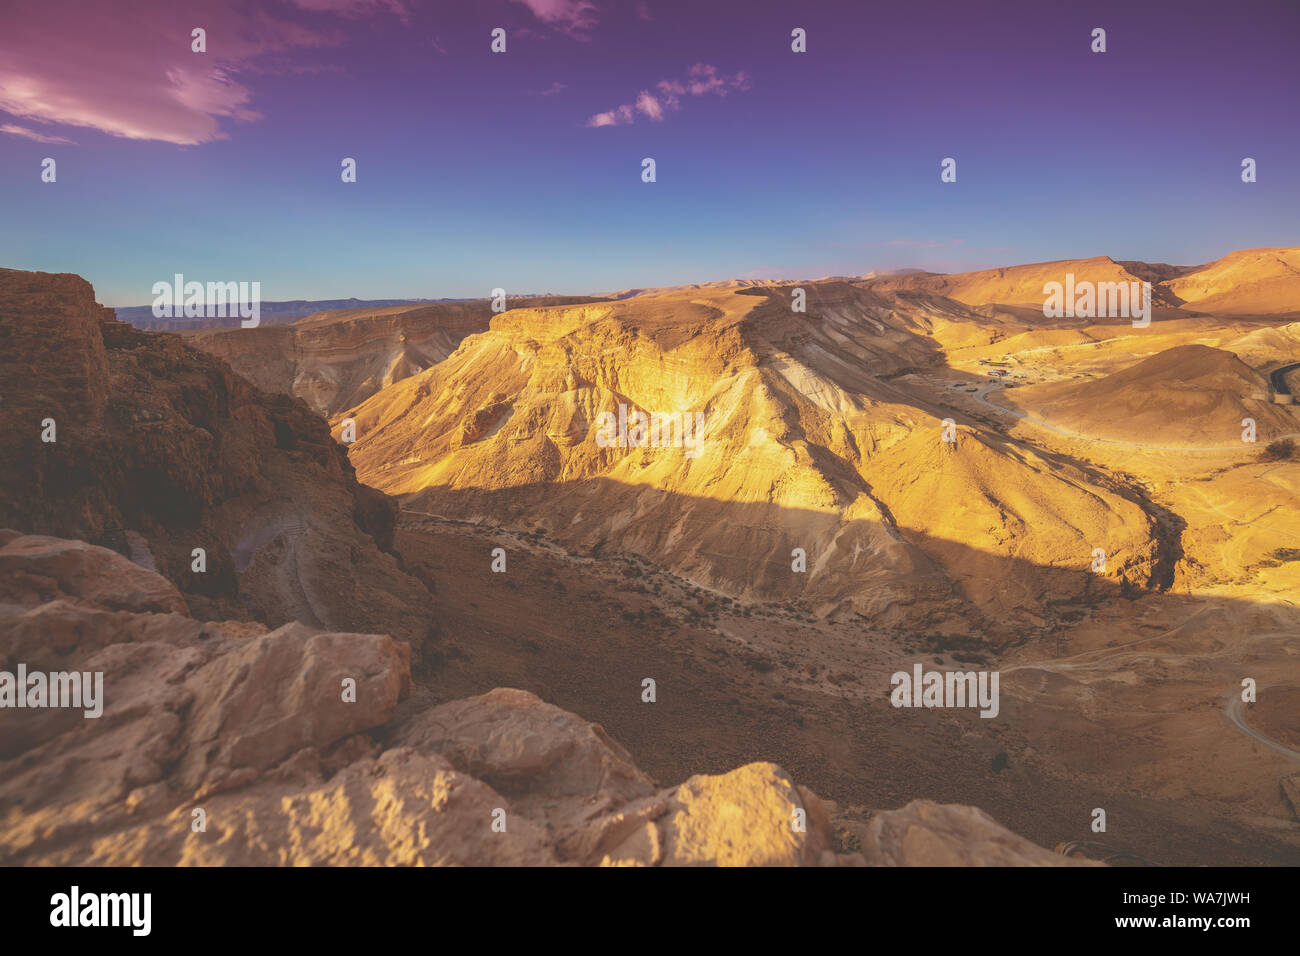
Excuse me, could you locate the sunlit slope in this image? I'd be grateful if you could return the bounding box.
[1165,247,1300,316]
[341,284,1159,632]
[187,296,605,417]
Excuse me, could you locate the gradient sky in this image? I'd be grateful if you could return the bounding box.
[1,0,1298,306]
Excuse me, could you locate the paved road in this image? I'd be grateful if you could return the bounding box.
[1224,690,1300,762]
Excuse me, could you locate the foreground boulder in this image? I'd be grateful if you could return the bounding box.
[854,800,1096,866]
[0,533,1085,866]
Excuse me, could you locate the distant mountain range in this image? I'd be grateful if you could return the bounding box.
[114,297,444,330]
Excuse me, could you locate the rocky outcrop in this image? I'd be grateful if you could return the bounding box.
[0,268,430,644]
[187,297,603,418]
[452,394,512,448]
[0,532,1081,866]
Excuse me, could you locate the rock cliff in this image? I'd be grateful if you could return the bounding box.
[0,268,430,643]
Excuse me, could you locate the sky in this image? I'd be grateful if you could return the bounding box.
[1,0,1298,306]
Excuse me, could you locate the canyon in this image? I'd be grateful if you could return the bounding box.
[3,250,1299,865]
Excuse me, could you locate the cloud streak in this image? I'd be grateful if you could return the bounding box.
[586,63,750,127]
[0,123,75,144]
[0,0,402,146]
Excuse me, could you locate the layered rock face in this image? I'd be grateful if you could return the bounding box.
[187,297,603,418]
[0,532,1083,866]
[0,269,430,643]
[342,283,1159,635]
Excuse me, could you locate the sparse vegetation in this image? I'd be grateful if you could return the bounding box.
[1262,439,1296,461]
[1259,548,1300,567]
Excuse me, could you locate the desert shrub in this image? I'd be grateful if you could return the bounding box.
[1259,548,1300,567]
[1262,439,1295,461]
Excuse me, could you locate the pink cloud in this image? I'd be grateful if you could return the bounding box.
[588,104,635,127]
[512,0,599,35]
[635,91,663,120]
[290,0,409,16]
[0,1,399,146]
[0,123,75,144]
[586,62,750,127]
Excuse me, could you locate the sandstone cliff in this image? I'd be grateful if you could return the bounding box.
[0,268,430,644]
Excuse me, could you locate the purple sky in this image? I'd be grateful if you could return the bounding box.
[1,0,1297,305]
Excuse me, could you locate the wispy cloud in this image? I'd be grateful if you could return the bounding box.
[290,0,409,18]
[512,0,599,36]
[0,123,75,144]
[0,0,403,146]
[532,81,568,97]
[586,63,750,127]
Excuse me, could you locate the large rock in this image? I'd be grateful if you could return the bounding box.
[397,690,837,866]
[0,533,187,615]
[856,800,1099,866]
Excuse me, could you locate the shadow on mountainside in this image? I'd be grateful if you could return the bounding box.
[387,477,1300,867]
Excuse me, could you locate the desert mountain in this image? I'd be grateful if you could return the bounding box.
[1164,246,1300,316]
[997,344,1297,445]
[0,532,1083,866]
[0,269,430,643]
[341,282,1161,634]
[116,296,432,331]
[862,246,1300,317]
[188,296,604,417]
[860,256,1177,309]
